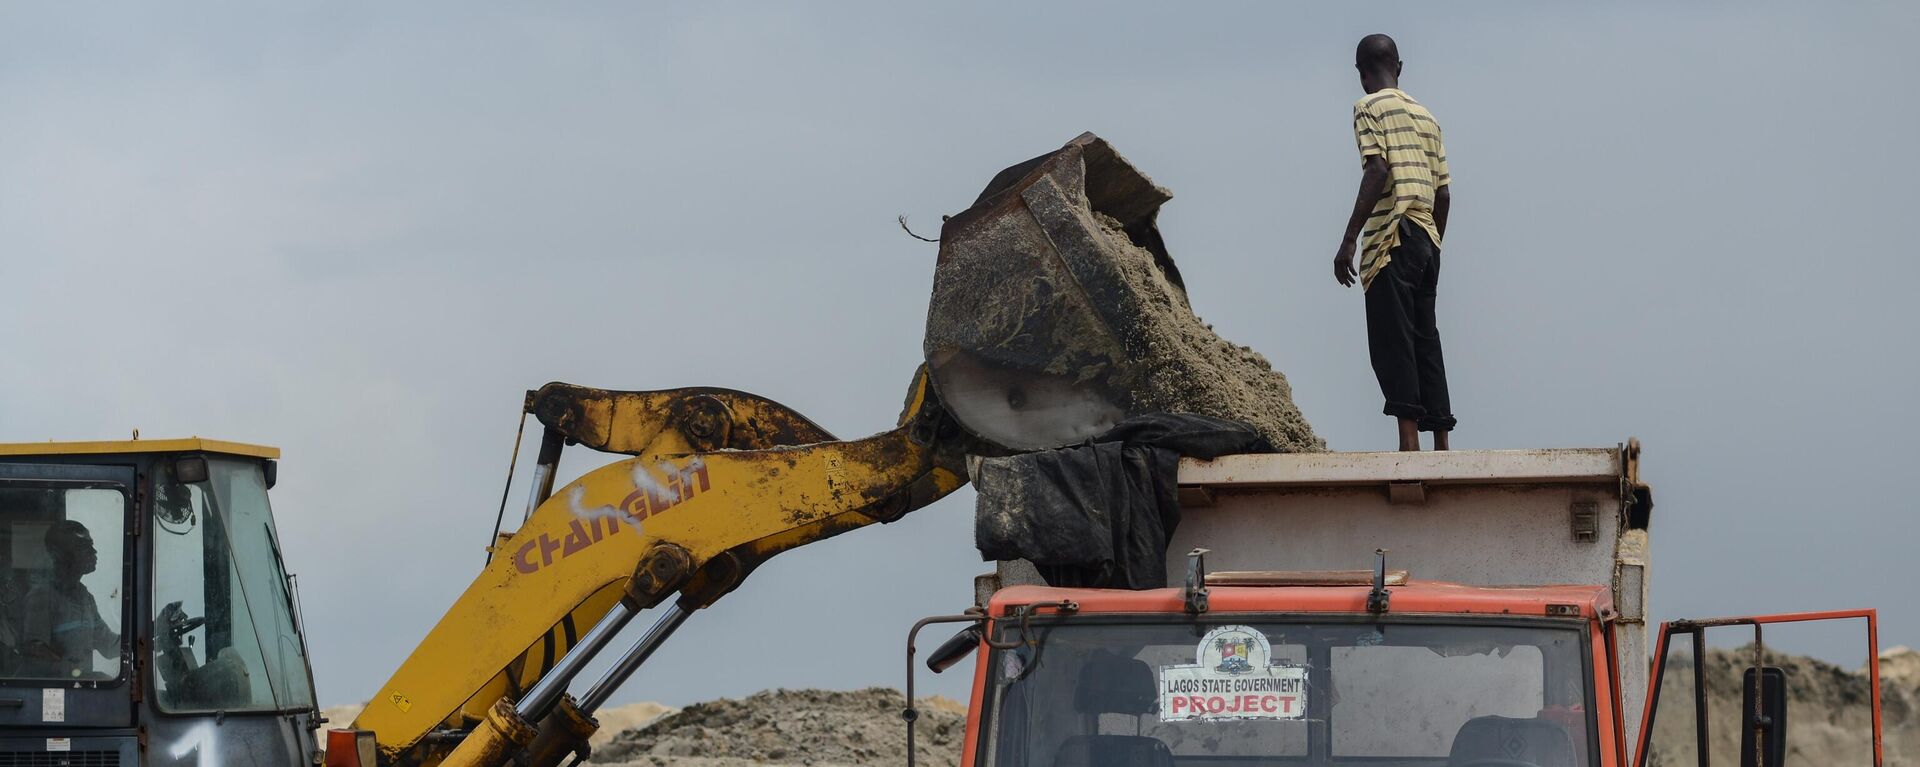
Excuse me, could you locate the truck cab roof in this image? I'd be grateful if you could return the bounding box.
[989,581,1614,621]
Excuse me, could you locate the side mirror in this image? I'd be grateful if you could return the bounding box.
[905,613,991,767]
[1740,666,1788,767]
[926,625,982,673]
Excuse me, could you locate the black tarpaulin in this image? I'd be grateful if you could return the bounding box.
[973,413,1274,589]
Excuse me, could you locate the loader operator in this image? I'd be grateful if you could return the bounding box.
[17,520,118,678]
[1333,33,1456,452]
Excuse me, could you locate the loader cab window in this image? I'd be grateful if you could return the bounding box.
[0,486,127,681]
[150,457,314,713]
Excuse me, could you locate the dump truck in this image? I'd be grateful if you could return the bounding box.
[902,443,1887,767]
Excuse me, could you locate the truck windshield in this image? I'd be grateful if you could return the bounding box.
[150,458,315,713]
[0,486,127,682]
[982,619,1592,767]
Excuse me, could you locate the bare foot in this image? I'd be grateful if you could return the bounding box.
[1397,418,1420,451]
[1433,431,1450,451]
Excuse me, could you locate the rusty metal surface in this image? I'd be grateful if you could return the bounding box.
[527,382,836,454]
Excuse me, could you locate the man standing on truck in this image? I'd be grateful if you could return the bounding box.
[1333,33,1455,451]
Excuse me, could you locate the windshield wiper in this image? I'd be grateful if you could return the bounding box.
[263,523,300,617]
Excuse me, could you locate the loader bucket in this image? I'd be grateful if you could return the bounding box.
[924,133,1320,453]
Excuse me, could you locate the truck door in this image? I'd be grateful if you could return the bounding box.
[1633,610,1882,767]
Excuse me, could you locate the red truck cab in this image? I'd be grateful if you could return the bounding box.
[916,443,1883,767]
[962,578,1628,767]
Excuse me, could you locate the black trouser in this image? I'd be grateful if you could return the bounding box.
[1364,219,1455,432]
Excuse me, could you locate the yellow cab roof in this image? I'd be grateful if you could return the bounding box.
[0,437,279,460]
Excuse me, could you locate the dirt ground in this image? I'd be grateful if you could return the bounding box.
[1646,646,1919,766]
[321,647,1918,765]
[320,700,674,752]
[589,688,964,767]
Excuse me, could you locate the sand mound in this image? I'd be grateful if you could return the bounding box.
[1881,646,1920,690]
[321,702,365,730]
[320,700,674,752]
[589,688,961,767]
[590,701,678,747]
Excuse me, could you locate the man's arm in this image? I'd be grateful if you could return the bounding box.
[155,602,201,686]
[1434,183,1450,242]
[91,609,119,657]
[1336,154,1391,287]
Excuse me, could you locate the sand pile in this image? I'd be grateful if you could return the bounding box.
[1088,212,1320,451]
[321,702,365,730]
[589,688,964,767]
[1883,646,1920,689]
[592,701,679,745]
[1647,646,1920,766]
[320,701,675,752]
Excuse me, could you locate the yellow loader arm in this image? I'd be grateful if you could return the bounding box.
[354,368,967,765]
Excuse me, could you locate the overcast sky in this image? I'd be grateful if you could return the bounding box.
[3,2,1916,709]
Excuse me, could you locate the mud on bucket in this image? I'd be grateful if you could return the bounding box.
[923,133,1190,452]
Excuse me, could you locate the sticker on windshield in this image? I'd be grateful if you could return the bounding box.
[1158,625,1306,722]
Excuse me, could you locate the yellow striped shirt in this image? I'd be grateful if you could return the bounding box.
[1352,88,1449,289]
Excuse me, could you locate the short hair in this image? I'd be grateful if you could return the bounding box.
[45,519,91,553]
[1356,34,1399,70]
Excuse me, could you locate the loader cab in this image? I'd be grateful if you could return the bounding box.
[0,439,319,767]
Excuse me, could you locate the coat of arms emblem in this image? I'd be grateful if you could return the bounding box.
[1213,635,1256,674]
